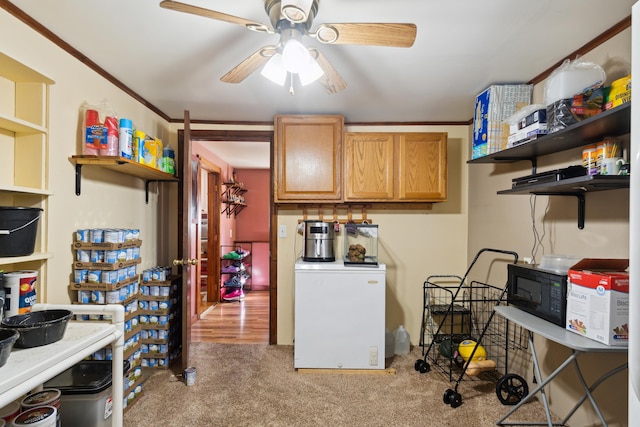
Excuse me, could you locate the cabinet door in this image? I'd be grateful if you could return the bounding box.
[274,115,343,202]
[344,133,395,200]
[397,132,447,201]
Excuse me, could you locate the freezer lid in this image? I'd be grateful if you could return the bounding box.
[295,258,386,271]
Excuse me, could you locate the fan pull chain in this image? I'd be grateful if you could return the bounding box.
[289,73,295,96]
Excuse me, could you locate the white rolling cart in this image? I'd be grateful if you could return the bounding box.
[0,303,125,426]
[494,305,628,427]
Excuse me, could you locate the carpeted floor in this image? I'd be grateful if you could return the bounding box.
[123,343,555,427]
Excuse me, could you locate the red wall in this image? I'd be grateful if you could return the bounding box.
[235,169,270,290]
[235,169,270,242]
[188,144,271,291]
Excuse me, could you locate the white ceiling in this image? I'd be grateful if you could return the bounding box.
[5,0,635,168]
[196,140,271,169]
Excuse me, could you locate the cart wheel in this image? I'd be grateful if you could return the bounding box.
[496,373,529,405]
[443,389,462,408]
[414,359,430,373]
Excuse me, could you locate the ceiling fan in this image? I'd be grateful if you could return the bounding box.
[159,0,417,94]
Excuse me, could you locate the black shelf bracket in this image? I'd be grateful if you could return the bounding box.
[536,192,585,230]
[75,163,82,196]
[145,180,181,204]
[74,162,178,204]
[145,180,152,204]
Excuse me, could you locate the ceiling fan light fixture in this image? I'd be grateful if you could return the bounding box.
[282,38,312,73]
[260,53,288,86]
[298,56,324,86]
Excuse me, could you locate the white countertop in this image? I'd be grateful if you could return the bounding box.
[0,304,125,423]
[0,321,117,407]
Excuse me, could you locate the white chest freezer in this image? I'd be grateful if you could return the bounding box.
[294,259,386,369]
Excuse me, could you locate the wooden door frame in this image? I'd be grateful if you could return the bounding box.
[178,129,277,344]
[199,156,221,308]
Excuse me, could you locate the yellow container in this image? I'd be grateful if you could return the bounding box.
[605,74,631,110]
[141,137,159,168]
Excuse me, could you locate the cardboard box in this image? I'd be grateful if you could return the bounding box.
[472,84,532,159]
[507,122,548,147]
[566,258,629,346]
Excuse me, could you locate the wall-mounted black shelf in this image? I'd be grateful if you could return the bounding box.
[467,103,631,229]
[467,103,630,165]
[498,175,629,230]
[498,174,630,195]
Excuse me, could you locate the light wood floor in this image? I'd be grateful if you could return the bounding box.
[190,290,269,344]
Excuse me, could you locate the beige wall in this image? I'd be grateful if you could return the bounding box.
[467,30,631,427]
[0,9,176,304]
[276,125,469,345]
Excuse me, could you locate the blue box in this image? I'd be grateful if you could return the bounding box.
[472,84,532,159]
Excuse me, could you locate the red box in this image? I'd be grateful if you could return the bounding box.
[566,258,629,346]
[568,258,629,292]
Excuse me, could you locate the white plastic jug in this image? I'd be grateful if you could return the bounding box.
[394,325,410,355]
[385,328,395,358]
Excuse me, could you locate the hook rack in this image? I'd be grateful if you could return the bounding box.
[298,205,372,224]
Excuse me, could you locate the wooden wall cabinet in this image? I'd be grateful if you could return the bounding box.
[274,115,344,203]
[345,132,447,202]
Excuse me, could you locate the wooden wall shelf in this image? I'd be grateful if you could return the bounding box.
[70,155,180,203]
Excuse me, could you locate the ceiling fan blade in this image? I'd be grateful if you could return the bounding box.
[220,46,276,84]
[313,23,417,47]
[309,48,347,94]
[160,1,271,32]
[280,0,314,23]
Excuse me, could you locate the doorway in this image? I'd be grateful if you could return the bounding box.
[197,157,221,317]
[179,129,277,345]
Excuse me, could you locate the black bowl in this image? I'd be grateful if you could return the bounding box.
[1,309,73,348]
[0,328,19,367]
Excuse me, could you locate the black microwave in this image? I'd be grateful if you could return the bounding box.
[507,263,568,327]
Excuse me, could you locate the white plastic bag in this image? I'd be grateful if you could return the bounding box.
[544,58,606,106]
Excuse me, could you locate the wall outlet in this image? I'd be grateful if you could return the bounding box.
[369,346,378,366]
[229,229,232,238]
[278,224,287,238]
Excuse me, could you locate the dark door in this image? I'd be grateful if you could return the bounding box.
[176,110,198,371]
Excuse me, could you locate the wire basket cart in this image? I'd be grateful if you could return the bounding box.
[414,248,529,408]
